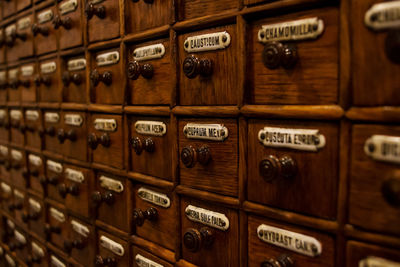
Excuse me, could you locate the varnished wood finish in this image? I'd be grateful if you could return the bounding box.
[61,110,88,161]
[15,13,34,59]
[178,0,239,21]
[34,5,58,56]
[24,108,42,150]
[20,61,38,103]
[38,56,61,103]
[27,152,45,196]
[61,54,87,103]
[87,0,120,43]
[47,204,68,251]
[97,230,130,266]
[43,109,63,154]
[57,0,83,50]
[27,194,46,240]
[45,158,64,204]
[132,245,175,267]
[346,241,400,266]
[10,108,25,147]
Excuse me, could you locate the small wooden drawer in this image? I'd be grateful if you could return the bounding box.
[43,110,63,154]
[125,0,174,34]
[45,159,65,204]
[133,246,174,267]
[247,7,338,105]
[13,188,27,227]
[49,252,69,267]
[34,5,58,56]
[2,217,16,245]
[61,55,87,103]
[92,173,132,232]
[38,57,61,103]
[179,118,238,197]
[349,124,400,235]
[25,109,43,150]
[248,215,335,267]
[27,153,45,196]
[0,29,5,64]
[66,217,95,266]
[10,148,28,189]
[17,0,32,12]
[178,0,238,21]
[86,0,120,43]
[4,23,19,62]
[247,119,339,219]
[3,0,16,18]
[133,184,177,251]
[7,66,21,102]
[127,38,175,105]
[0,182,13,216]
[90,48,123,104]
[0,109,9,141]
[96,230,129,267]
[9,109,25,146]
[62,164,94,218]
[29,239,48,267]
[27,195,46,240]
[178,25,239,105]
[180,197,239,266]
[56,0,84,50]
[347,241,400,266]
[61,111,88,161]
[46,205,68,251]
[0,144,11,182]
[12,227,29,262]
[128,116,172,180]
[4,253,18,267]
[88,113,124,169]
[15,14,35,59]
[20,62,37,103]
[0,70,8,103]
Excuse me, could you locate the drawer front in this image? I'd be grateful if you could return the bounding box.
[247,120,339,219]
[0,144,11,182]
[17,0,32,11]
[179,25,238,105]
[97,230,129,266]
[28,196,46,240]
[10,149,28,189]
[128,38,175,105]
[28,153,45,195]
[179,118,238,196]
[0,29,4,64]
[248,215,335,267]
[181,197,239,266]
[30,239,48,267]
[93,173,132,232]
[347,241,400,266]
[133,246,174,267]
[352,0,400,105]
[0,182,13,214]
[89,113,123,169]
[16,14,34,59]
[47,206,68,250]
[13,228,29,261]
[21,63,37,102]
[129,116,172,180]
[57,0,83,50]
[0,70,7,103]
[90,48,123,104]
[3,1,16,18]
[349,124,400,235]
[10,109,24,146]
[49,253,69,267]
[34,6,57,55]
[86,0,120,43]
[134,184,177,251]
[13,189,27,226]
[63,165,93,218]
[62,111,88,161]
[44,111,63,154]
[248,7,338,104]
[125,0,174,34]
[67,217,95,266]
[0,109,9,141]
[62,55,87,103]
[39,58,61,103]
[5,23,18,62]
[25,109,42,150]
[8,67,21,102]
[179,0,238,20]
[46,159,65,204]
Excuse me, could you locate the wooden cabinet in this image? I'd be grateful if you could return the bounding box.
[86,0,120,43]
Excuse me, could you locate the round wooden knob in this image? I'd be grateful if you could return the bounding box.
[71,73,82,85]
[62,71,71,86]
[181,146,196,168]
[279,155,297,179]
[144,138,155,152]
[127,61,141,80]
[85,2,106,19]
[42,76,52,86]
[281,44,298,69]
[262,42,298,69]
[197,146,211,165]
[141,63,154,79]
[21,79,30,88]
[63,240,73,253]
[66,129,77,141]
[52,15,72,30]
[91,191,103,205]
[261,254,294,267]
[48,175,59,185]
[100,133,111,147]
[133,207,158,226]
[385,30,400,64]
[183,55,213,78]
[58,183,68,198]
[88,133,99,149]
[46,126,56,136]
[103,191,115,205]
[91,70,112,86]
[259,155,297,181]
[73,239,85,249]
[382,177,400,207]
[31,24,49,36]
[95,255,116,267]
[57,128,66,143]
[131,137,143,155]
[102,71,112,85]
[183,227,214,252]
[30,168,39,177]
[68,184,79,196]
[90,69,100,86]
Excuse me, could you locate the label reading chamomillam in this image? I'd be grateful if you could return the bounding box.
[185,205,229,231]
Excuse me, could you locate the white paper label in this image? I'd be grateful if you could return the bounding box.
[96,51,120,66]
[11,150,22,161]
[184,31,231,53]
[17,17,31,31]
[365,135,400,164]
[65,168,85,183]
[5,255,15,267]
[1,183,11,194]
[258,126,326,152]
[14,230,26,244]
[183,123,228,141]
[359,256,400,267]
[38,9,54,24]
[51,255,66,267]
[29,198,41,212]
[10,110,22,121]
[26,110,39,121]
[50,207,65,223]
[135,121,167,136]
[365,1,400,31]
[7,219,15,229]
[29,154,42,166]
[8,69,19,81]
[45,112,60,123]
[0,247,4,256]
[47,160,63,174]
[138,187,170,208]
[21,65,34,77]
[185,205,229,231]
[257,224,322,257]
[258,17,324,43]
[94,118,117,132]
[71,220,89,237]
[0,72,6,83]
[14,189,24,199]
[99,235,125,256]
[0,145,8,156]
[41,62,57,74]
[32,242,44,258]
[59,0,78,15]
[68,58,86,71]
[133,43,166,61]
[5,24,16,37]
[65,114,83,126]
[99,176,124,193]
[135,254,163,267]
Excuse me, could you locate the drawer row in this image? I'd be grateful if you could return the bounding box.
[0,2,399,106]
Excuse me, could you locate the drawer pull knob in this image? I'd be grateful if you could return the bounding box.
[66,129,77,141]
[39,175,47,185]
[88,133,111,149]
[19,124,26,133]
[45,126,56,136]
[144,138,155,152]
[261,254,294,267]
[183,227,214,252]
[53,15,72,30]
[131,137,143,155]
[48,175,59,185]
[92,191,115,205]
[22,211,39,222]
[57,128,66,143]
[68,184,80,196]
[58,183,68,198]
[4,160,11,170]
[100,133,111,147]
[385,30,400,64]
[181,145,211,168]
[262,42,298,69]
[259,155,297,181]
[31,24,49,36]
[34,76,52,86]
[90,69,112,86]
[88,133,99,149]
[21,80,30,88]
[64,239,85,253]
[62,71,82,86]
[133,207,158,226]
[183,55,213,78]
[95,255,116,267]
[382,177,400,207]
[85,2,106,19]
[26,255,42,265]
[127,61,154,80]
[30,168,39,177]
